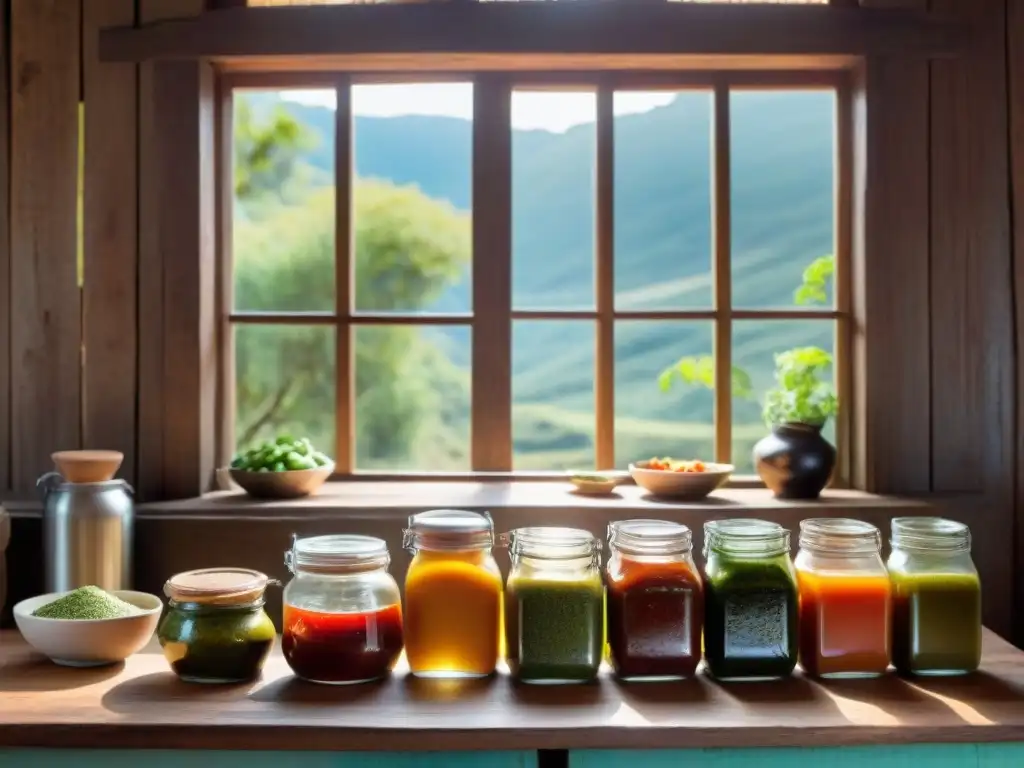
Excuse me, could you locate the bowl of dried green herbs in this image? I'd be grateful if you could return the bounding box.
[14,586,162,667]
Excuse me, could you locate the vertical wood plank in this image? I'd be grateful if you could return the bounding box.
[335,78,353,474]
[214,81,235,473]
[712,81,732,467]
[83,0,138,485]
[138,0,205,500]
[930,0,1013,636]
[471,75,513,471]
[10,0,82,491]
[153,59,217,499]
[832,77,853,489]
[850,0,931,494]
[0,0,10,491]
[594,85,614,470]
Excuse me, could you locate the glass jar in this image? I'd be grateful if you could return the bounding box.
[702,519,798,681]
[403,509,502,678]
[157,567,277,684]
[606,519,702,680]
[282,534,403,685]
[794,518,891,678]
[505,527,604,684]
[888,517,982,676]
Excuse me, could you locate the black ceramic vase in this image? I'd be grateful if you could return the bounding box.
[753,422,836,500]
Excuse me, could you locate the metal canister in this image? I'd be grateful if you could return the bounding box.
[37,473,134,593]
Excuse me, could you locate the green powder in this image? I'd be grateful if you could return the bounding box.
[33,585,143,620]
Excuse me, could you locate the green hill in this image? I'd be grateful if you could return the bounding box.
[238,90,836,472]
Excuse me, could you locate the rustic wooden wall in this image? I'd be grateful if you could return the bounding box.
[0,0,1022,636]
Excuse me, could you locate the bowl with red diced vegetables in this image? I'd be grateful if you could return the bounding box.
[629,457,733,500]
[228,436,335,499]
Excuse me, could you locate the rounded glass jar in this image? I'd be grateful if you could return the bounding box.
[282,534,403,685]
[157,567,276,684]
[505,527,604,684]
[888,517,981,676]
[702,519,798,681]
[606,519,703,680]
[794,518,891,678]
[403,509,502,678]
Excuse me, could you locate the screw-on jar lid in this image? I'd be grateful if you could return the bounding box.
[609,519,692,556]
[286,534,390,574]
[164,567,273,606]
[891,517,971,552]
[704,518,790,558]
[799,518,881,555]
[404,509,494,552]
[505,526,600,561]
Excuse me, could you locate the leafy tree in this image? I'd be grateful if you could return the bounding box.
[233,97,471,468]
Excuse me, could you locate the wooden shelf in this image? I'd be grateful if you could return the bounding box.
[0,629,1022,751]
[97,4,964,70]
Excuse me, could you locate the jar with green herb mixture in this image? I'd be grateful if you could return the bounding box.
[505,527,604,684]
[702,519,798,681]
[157,568,277,684]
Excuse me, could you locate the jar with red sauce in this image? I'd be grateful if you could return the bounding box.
[282,534,404,685]
[606,519,703,680]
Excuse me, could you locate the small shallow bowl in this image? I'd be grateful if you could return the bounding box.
[229,462,334,499]
[567,470,630,496]
[13,590,163,667]
[51,450,124,483]
[629,461,734,500]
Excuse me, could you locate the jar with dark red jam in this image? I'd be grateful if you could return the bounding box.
[606,519,703,680]
[282,534,404,685]
[702,519,799,681]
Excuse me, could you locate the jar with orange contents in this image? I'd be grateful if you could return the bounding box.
[403,509,502,678]
[795,518,892,678]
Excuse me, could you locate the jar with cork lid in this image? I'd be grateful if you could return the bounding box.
[157,567,277,684]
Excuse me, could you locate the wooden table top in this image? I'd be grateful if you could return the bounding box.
[2,629,1024,752]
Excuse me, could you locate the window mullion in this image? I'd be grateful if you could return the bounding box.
[334,75,353,474]
[595,84,615,470]
[712,80,733,466]
[471,74,513,471]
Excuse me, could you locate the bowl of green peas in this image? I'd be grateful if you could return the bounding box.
[228,436,335,499]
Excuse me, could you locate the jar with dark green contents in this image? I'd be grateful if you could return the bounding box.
[702,519,798,681]
[158,568,277,684]
[505,527,604,684]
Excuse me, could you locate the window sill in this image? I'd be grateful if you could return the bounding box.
[129,481,947,521]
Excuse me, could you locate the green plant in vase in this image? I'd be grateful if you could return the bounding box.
[754,345,838,499]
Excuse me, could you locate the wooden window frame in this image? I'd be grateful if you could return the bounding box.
[218,68,853,484]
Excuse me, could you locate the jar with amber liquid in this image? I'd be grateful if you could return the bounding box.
[795,518,891,678]
[888,517,981,676]
[606,519,702,680]
[403,509,502,678]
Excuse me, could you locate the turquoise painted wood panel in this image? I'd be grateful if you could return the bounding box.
[0,750,535,768]
[571,745,1024,768]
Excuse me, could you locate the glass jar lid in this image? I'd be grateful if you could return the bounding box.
[704,518,790,557]
[891,517,971,552]
[799,518,881,555]
[164,567,274,606]
[506,526,600,561]
[286,534,390,574]
[404,509,494,552]
[608,519,692,556]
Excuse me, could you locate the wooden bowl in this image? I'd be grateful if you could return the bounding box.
[629,461,734,501]
[51,450,124,483]
[229,463,334,499]
[568,470,629,496]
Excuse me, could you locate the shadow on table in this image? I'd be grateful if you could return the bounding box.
[0,653,125,692]
[903,670,1024,723]
[251,674,391,705]
[101,671,252,714]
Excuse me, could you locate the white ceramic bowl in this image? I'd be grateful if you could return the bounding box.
[629,461,734,500]
[13,590,163,667]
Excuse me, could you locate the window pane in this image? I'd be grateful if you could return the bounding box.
[731,90,835,309]
[354,325,471,471]
[513,321,595,470]
[233,89,335,313]
[234,324,336,455]
[616,321,714,467]
[353,83,473,314]
[614,91,712,310]
[732,319,836,473]
[512,90,595,311]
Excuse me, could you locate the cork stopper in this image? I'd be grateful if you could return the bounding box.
[164,567,272,606]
